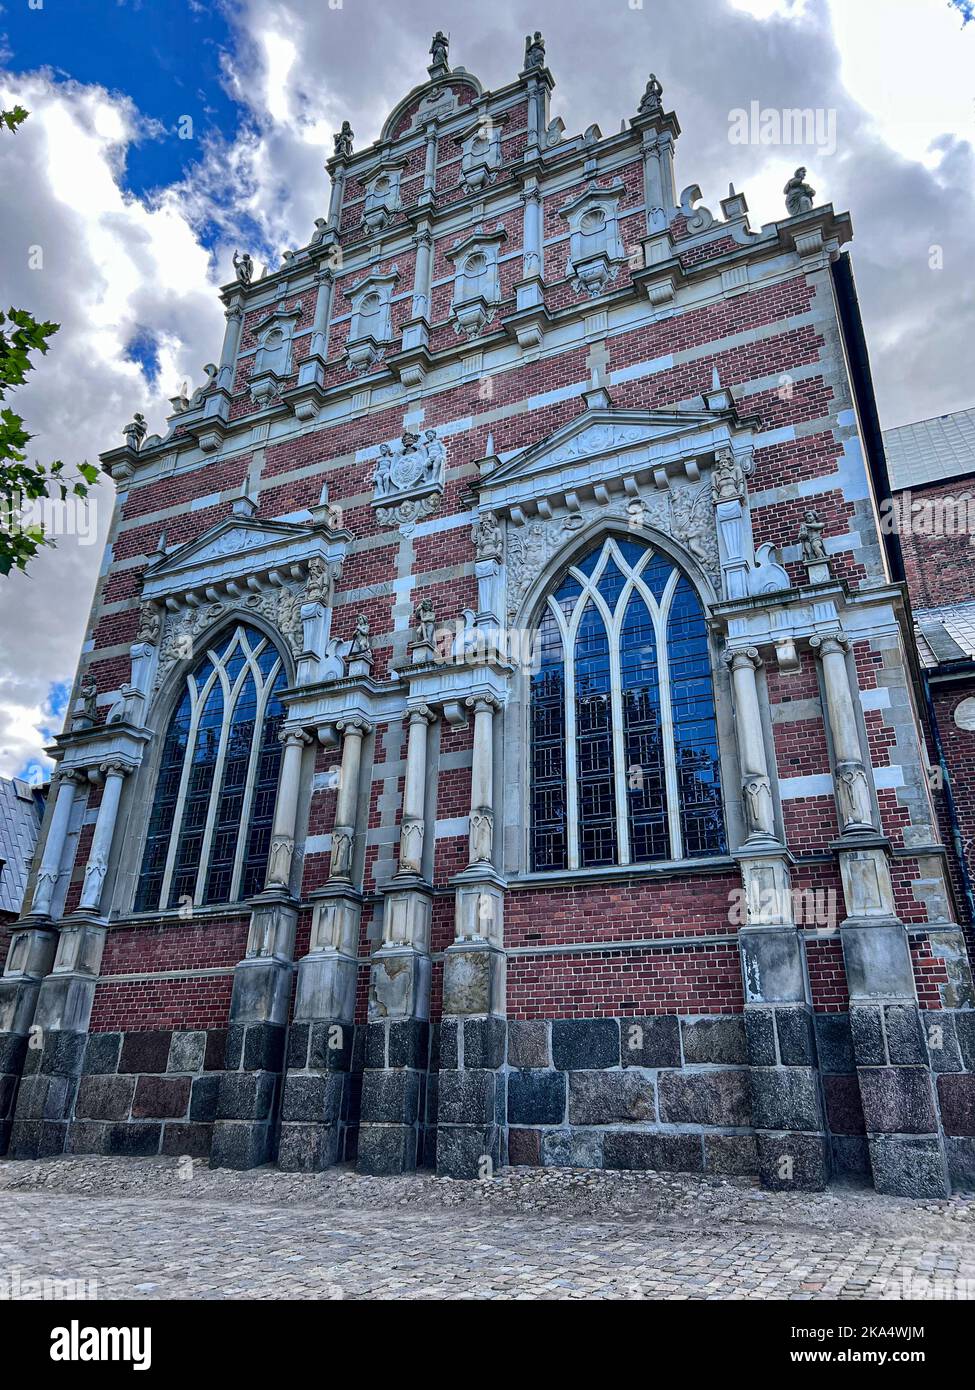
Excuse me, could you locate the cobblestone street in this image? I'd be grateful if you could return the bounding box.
[0,1157,974,1299]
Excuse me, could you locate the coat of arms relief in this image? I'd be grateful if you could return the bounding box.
[371,427,447,534]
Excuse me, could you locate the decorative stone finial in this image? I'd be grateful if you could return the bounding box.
[232,249,253,285]
[638,72,663,116]
[333,121,354,159]
[784,167,815,217]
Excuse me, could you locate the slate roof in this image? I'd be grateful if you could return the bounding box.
[884,407,975,491]
[0,776,45,917]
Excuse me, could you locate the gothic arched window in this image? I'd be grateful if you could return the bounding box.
[135,624,287,912]
[530,536,726,871]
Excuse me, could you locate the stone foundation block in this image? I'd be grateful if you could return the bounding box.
[857,1066,938,1134]
[507,1069,566,1126]
[552,1019,619,1071]
[680,1016,746,1066]
[118,1030,172,1075]
[132,1074,191,1120]
[83,1032,122,1075]
[507,1021,550,1070]
[103,1122,162,1157]
[209,1120,273,1170]
[621,1015,681,1068]
[823,1073,866,1135]
[356,1123,417,1176]
[507,1126,541,1166]
[603,1131,703,1173]
[658,1070,750,1127]
[280,1073,344,1124]
[703,1133,759,1176]
[749,1067,823,1132]
[568,1070,655,1124]
[936,1073,975,1136]
[74,1074,136,1122]
[277,1121,341,1172]
[868,1134,949,1198]
[436,1124,501,1179]
[160,1122,211,1159]
[756,1132,829,1191]
[540,1127,603,1168]
[360,1069,420,1125]
[167,1031,207,1074]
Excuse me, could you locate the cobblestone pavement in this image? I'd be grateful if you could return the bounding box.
[1,1157,974,1299]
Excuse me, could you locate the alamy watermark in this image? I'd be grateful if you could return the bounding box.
[728,102,837,157]
[0,490,99,547]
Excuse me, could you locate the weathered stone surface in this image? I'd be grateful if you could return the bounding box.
[507,1070,566,1126]
[507,1126,541,1166]
[749,1068,822,1132]
[868,1135,949,1198]
[281,1073,343,1125]
[552,1019,619,1071]
[437,1070,495,1125]
[277,1122,341,1172]
[756,1132,829,1191]
[743,1009,776,1067]
[462,1016,505,1070]
[243,1022,285,1073]
[210,1120,271,1170]
[814,1013,855,1074]
[189,1074,220,1123]
[831,1135,871,1176]
[39,1031,86,1077]
[65,1120,107,1155]
[945,1137,975,1191]
[436,1124,500,1179]
[922,1011,962,1073]
[823,1073,866,1135]
[774,1007,815,1066]
[360,1069,420,1126]
[132,1075,191,1120]
[356,1123,416,1175]
[308,1020,354,1072]
[364,1020,387,1070]
[160,1122,211,1159]
[119,1031,172,1075]
[167,1031,207,1075]
[956,1011,975,1073]
[937,1073,975,1137]
[857,1066,937,1135]
[103,1122,162,1157]
[215,1071,276,1122]
[568,1070,655,1124]
[703,1133,759,1176]
[658,1070,750,1127]
[0,1033,28,1076]
[540,1127,604,1168]
[849,1006,886,1067]
[884,1005,927,1066]
[388,1019,429,1070]
[621,1016,681,1068]
[603,1131,703,1173]
[508,1021,550,1070]
[74,1074,135,1122]
[203,1029,228,1071]
[83,1033,122,1076]
[680,1016,746,1066]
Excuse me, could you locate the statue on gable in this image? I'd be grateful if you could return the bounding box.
[135,601,161,646]
[123,412,147,451]
[638,73,663,117]
[233,249,253,286]
[349,614,372,663]
[784,167,815,218]
[73,675,98,729]
[304,555,333,607]
[799,509,829,562]
[429,31,450,74]
[373,443,394,498]
[421,428,446,484]
[334,121,354,159]
[523,31,546,72]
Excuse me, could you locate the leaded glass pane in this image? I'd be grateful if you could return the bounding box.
[621,593,669,862]
[667,578,726,857]
[530,607,567,871]
[575,601,616,866]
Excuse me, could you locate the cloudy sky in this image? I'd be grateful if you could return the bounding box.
[0,0,973,782]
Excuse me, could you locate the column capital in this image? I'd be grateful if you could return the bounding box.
[809,631,849,658]
[723,645,762,672]
[406,702,437,728]
[99,759,134,778]
[335,716,373,738]
[279,728,313,749]
[465,693,502,716]
[55,765,88,787]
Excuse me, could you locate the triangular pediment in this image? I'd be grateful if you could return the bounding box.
[484,404,741,493]
[141,514,349,603]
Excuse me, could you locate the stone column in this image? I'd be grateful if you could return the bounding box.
[78,760,129,914]
[305,267,334,369]
[521,185,543,281]
[280,719,371,1172]
[358,704,437,1176]
[0,770,85,1152]
[724,648,830,1191]
[439,695,508,1179]
[28,768,82,918]
[326,160,347,230]
[410,229,433,323]
[211,729,311,1171]
[216,301,244,393]
[419,124,437,207]
[811,631,950,1197]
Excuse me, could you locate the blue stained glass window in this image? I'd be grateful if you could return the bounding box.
[529,537,725,871]
[136,624,287,912]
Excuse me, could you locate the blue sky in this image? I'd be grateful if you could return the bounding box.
[4,0,242,198]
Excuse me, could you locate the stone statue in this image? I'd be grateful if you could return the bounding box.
[799,509,829,563]
[233,249,253,285]
[135,601,160,646]
[334,121,354,159]
[523,31,546,71]
[421,428,446,483]
[472,510,503,562]
[669,486,711,565]
[711,447,746,504]
[373,443,394,497]
[638,73,663,116]
[349,613,372,659]
[304,555,332,606]
[74,675,97,728]
[413,597,436,647]
[429,30,449,72]
[123,413,147,451]
[310,217,328,246]
[784,167,815,217]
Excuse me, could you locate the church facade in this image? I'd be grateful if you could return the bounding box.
[2,33,974,1197]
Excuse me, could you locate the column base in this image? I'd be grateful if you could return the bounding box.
[356,1018,430,1175]
[7,1027,87,1159]
[278,1017,355,1172]
[436,1015,507,1179]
